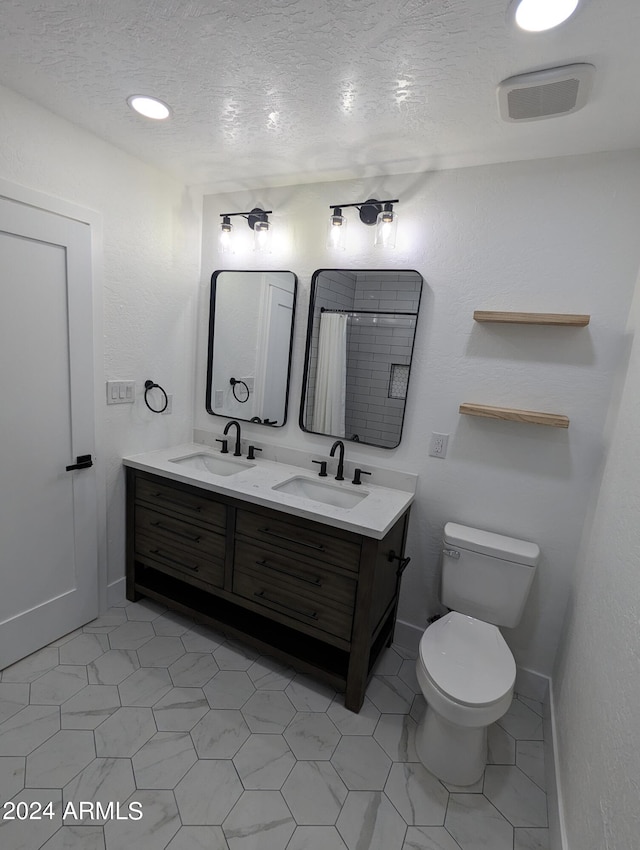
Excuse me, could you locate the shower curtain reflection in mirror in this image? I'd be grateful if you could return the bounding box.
[300,269,423,448]
[312,311,347,436]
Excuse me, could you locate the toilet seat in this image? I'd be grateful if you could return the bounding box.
[419,611,516,707]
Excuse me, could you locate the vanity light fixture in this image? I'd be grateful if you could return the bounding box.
[219,215,233,254]
[327,198,399,249]
[218,208,273,253]
[374,202,399,249]
[510,0,580,32]
[327,207,348,250]
[126,95,172,120]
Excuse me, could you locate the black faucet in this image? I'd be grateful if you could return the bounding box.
[329,439,345,481]
[223,420,242,457]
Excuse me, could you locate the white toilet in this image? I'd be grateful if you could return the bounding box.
[415,521,540,786]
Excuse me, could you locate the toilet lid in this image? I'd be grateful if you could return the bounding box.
[420,612,516,706]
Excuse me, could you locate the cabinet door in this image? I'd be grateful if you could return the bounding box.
[236,508,360,571]
[136,476,226,530]
[233,566,354,642]
[135,533,224,590]
[135,505,226,559]
[235,540,356,609]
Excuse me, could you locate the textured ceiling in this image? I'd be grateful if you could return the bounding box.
[0,0,639,190]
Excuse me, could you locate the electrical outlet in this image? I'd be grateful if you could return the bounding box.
[429,432,449,458]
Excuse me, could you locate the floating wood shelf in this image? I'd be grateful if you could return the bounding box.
[459,403,570,429]
[473,311,590,326]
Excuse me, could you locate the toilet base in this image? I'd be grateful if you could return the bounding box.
[416,704,487,786]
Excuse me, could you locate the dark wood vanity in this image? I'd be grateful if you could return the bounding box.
[126,467,411,711]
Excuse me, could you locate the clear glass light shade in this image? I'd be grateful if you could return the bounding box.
[514,0,579,32]
[219,221,233,254]
[374,208,398,249]
[126,95,171,119]
[327,213,348,250]
[253,220,271,252]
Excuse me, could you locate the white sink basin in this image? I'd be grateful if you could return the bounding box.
[169,452,255,477]
[272,476,368,509]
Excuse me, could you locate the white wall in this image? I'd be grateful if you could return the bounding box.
[551,268,640,849]
[0,83,201,598]
[196,150,640,678]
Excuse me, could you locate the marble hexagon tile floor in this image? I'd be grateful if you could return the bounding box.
[0,599,550,850]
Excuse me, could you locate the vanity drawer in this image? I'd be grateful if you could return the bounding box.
[234,541,357,610]
[135,533,224,589]
[235,508,361,572]
[233,565,353,641]
[136,476,226,530]
[135,505,226,561]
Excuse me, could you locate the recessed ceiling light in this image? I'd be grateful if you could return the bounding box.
[511,0,580,32]
[127,95,171,120]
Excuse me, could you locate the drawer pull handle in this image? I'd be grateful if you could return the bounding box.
[255,559,322,587]
[153,492,202,511]
[254,590,319,620]
[149,520,201,543]
[150,549,200,572]
[259,527,325,551]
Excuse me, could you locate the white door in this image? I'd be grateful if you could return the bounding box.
[258,284,294,424]
[0,195,98,669]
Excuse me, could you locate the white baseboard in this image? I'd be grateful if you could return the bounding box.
[107,577,126,608]
[545,678,568,850]
[393,618,422,655]
[515,667,549,703]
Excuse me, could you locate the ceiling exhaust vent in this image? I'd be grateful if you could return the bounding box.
[497,64,594,122]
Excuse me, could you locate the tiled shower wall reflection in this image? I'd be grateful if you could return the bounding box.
[305,271,421,447]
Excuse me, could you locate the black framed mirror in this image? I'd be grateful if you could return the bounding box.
[300,269,423,448]
[206,270,297,426]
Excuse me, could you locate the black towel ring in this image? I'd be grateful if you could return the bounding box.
[144,379,168,413]
[230,377,249,403]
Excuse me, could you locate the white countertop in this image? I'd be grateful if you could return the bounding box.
[123,443,415,539]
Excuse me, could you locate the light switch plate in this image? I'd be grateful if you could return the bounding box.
[106,381,135,404]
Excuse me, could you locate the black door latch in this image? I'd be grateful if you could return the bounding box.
[65,454,93,471]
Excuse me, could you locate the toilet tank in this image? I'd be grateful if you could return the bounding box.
[441,522,540,628]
